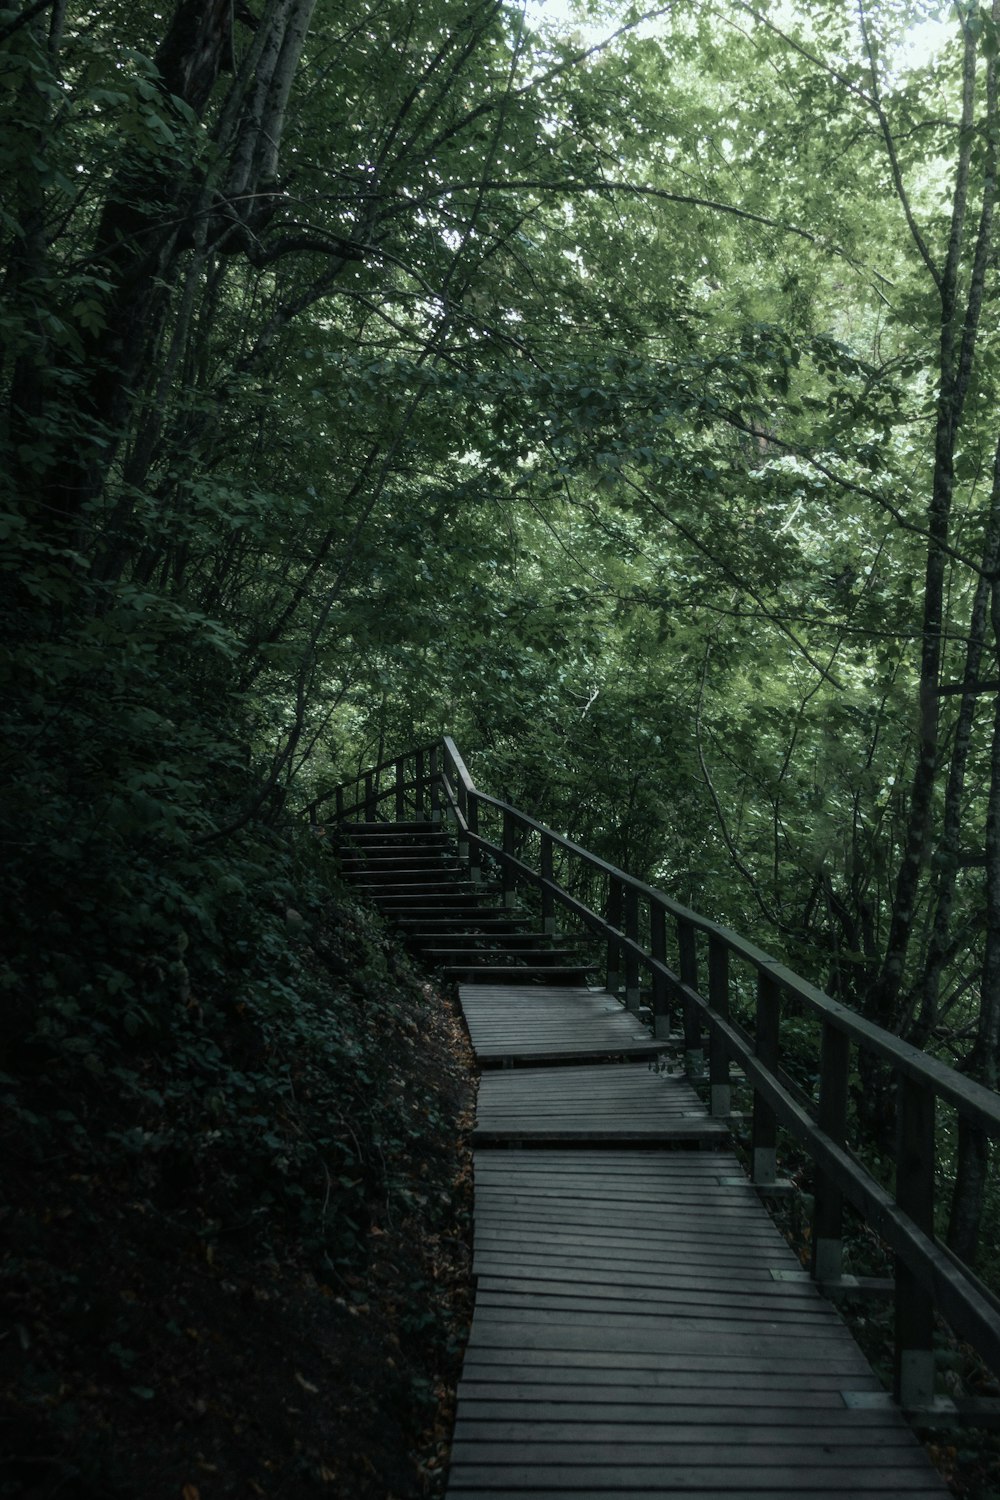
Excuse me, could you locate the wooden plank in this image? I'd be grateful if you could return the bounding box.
[467,1299,828,1329]
[471,1207,783,1234]
[473,1147,745,1166]
[447,1463,943,1492]
[471,1273,843,1306]
[467,1314,863,1345]
[451,1419,918,1444]
[447,1491,941,1500]
[470,1258,816,1288]
[452,1380,881,1404]
[451,1440,931,1465]
[458,1347,877,1374]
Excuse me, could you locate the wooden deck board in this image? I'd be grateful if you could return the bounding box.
[445,980,945,1498]
[460,985,663,1063]
[475,1062,729,1141]
[447,1491,941,1499]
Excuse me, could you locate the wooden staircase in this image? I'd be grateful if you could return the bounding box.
[336,820,593,985]
[310,736,1000,1432]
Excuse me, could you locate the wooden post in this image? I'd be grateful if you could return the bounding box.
[364,770,376,822]
[541,834,555,935]
[624,884,640,1013]
[752,971,780,1185]
[811,1021,849,1283]
[394,756,406,820]
[894,1073,936,1407]
[605,878,623,998]
[429,744,441,825]
[454,749,466,822]
[468,794,481,883]
[335,784,344,823]
[678,919,703,1078]
[708,936,730,1117]
[414,748,426,817]
[502,808,517,907]
[650,902,670,1040]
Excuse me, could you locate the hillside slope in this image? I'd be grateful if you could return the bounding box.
[0,859,475,1499]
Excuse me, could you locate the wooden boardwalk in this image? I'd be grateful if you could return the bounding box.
[447,982,946,1498]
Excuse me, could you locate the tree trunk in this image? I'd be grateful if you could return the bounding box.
[947,551,1000,1263]
[29,0,235,545]
[911,438,1000,1042]
[868,9,998,1033]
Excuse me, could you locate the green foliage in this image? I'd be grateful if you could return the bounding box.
[2,0,1000,1321]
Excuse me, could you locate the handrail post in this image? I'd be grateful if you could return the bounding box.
[752,971,780,1185]
[708,936,730,1117]
[605,878,623,998]
[394,756,406,820]
[429,744,442,825]
[650,902,670,1040]
[335,784,344,823]
[812,1021,849,1283]
[468,793,481,883]
[894,1073,936,1407]
[679,919,702,1078]
[624,884,640,1012]
[541,834,555,934]
[414,748,426,817]
[451,740,466,822]
[502,808,516,907]
[364,770,376,822]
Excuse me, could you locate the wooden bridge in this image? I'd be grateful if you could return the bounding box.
[311,737,1000,1497]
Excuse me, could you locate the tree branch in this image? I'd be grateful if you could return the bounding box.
[0,0,55,45]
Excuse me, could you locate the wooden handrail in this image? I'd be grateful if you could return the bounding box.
[313,735,1000,1408]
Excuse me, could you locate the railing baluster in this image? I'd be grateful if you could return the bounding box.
[502,808,516,907]
[812,1021,849,1283]
[752,971,780,1185]
[468,792,481,882]
[429,744,441,824]
[708,936,730,1117]
[364,770,376,821]
[624,884,640,1012]
[678,919,702,1078]
[541,834,555,934]
[395,756,406,820]
[894,1073,936,1407]
[650,901,669,1040]
[605,878,623,998]
[414,748,426,817]
[335,784,344,823]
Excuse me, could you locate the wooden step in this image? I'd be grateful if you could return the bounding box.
[406,931,585,947]
[369,894,507,912]
[340,821,439,835]
[440,964,591,984]
[395,915,528,930]
[473,1063,727,1145]
[362,883,492,901]
[337,844,456,862]
[459,985,663,1064]
[422,947,588,965]
[345,866,466,884]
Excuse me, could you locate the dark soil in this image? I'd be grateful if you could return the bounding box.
[0,905,477,1500]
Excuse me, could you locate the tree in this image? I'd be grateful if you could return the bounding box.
[4,0,1000,1268]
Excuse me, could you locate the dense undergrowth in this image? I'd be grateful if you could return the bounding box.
[0,824,476,1498]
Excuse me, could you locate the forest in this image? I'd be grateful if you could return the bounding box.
[2,0,1000,1493]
